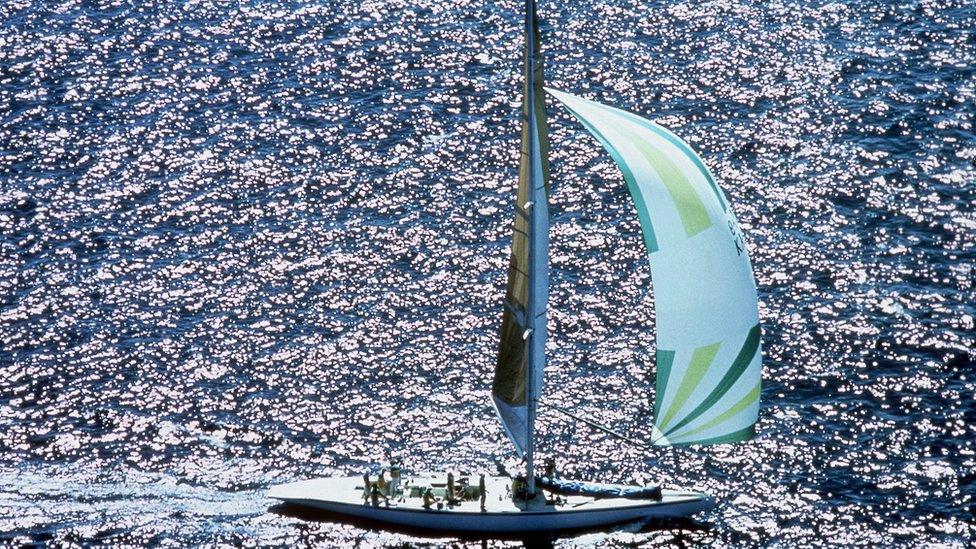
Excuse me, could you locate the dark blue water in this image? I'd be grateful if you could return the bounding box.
[1,0,974,545]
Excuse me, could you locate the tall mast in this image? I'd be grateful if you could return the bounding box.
[490,0,550,497]
[522,0,549,497]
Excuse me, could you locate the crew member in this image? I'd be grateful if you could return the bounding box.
[512,474,526,501]
[447,472,456,501]
[479,474,487,512]
[389,464,401,497]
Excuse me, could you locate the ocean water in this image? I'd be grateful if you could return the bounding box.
[1,0,973,546]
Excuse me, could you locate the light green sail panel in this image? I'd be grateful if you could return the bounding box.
[547,89,762,446]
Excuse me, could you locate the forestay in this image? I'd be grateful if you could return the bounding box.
[547,89,762,446]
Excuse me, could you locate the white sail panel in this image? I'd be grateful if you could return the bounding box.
[493,397,530,453]
[492,0,550,458]
[547,89,762,446]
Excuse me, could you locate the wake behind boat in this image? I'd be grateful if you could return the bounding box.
[271,0,762,535]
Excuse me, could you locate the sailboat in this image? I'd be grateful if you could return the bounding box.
[269,0,762,535]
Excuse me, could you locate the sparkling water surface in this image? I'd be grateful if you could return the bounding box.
[1,0,974,546]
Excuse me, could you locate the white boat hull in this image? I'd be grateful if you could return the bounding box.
[269,474,714,534]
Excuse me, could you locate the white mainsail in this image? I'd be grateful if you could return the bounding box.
[492,0,550,488]
[547,89,762,446]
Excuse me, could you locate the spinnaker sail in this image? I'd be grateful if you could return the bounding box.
[492,0,551,459]
[547,89,762,446]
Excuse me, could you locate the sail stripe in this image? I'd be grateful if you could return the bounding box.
[654,350,675,414]
[597,104,728,213]
[663,324,761,436]
[611,121,713,237]
[658,342,721,430]
[673,381,761,441]
[673,424,755,446]
[556,101,660,253]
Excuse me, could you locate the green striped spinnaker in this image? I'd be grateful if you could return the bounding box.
[547,89,762,446]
